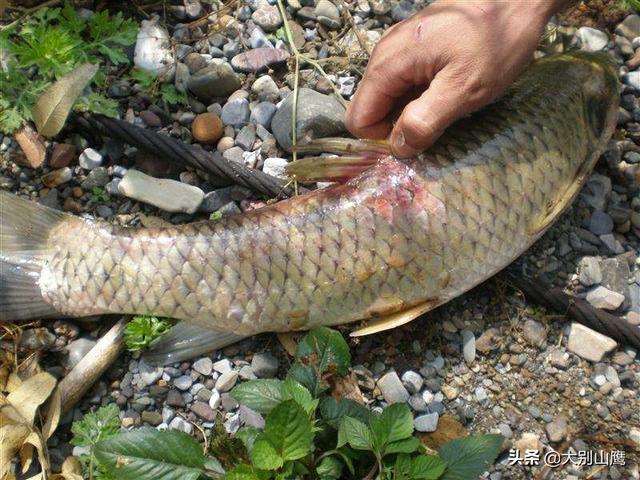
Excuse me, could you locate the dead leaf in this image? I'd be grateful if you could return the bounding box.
[0,423,31,478]
[417,415,468,450]
[276,332,299,357]
[21,431,49,474]
[7,372,56,425]
[6,372,22,393]
[48,456,84,480]
[32,63,98,137]
[42,389,61,440]
[330,372,364,404]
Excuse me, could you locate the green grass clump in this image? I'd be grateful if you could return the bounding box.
[124,315,173,351]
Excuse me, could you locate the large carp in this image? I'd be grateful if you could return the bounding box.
[0,52,619,363]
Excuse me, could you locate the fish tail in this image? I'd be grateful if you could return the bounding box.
[0,191,65,321]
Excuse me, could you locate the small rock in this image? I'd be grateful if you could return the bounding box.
[174,375,194,391]
[315,0,341,29]
[272,88,346,151]
[577,27,609,51]
[377,371,409,404]
[461,330,476,363]
[50,144,76,168]
[401,371,423,394]
[141,410,163,426]
[250,101,278,128]
[251,352,279,378]
[215,370,238,392]
[191,401,217,421]
[221,98,250,127]
[231,48,290,73]
[235,124,257,151]
[169,416,192,434]
[547,349,569,369]
[249,26,273,49]
[630,428,640,448]
[139,359,164,386]
[193,357,213,376]
[80,167,110,190]
[134,17,175,79]
[545,416,568,443]
[589,210,614,235]
[262,157,288,178]
[19,328,55,351]
[522,319,546,347]
[118,169,204,214]
[41,168,72,188]
[15,125,46,169]
[252,75,280,102]
[414,412,439,432]
[224,412,241,434]
[586,286,625,310]
[578,256,602,286]
[166,389,186,407]
[209,389,222,409]
[65,338,97,369]
[188,64,242,103]
[79,148,104,170]
[239,405,265,429]
[567,322,617,362]
[214,358,233,373]
[615,14,640,41]
[192,112,224,144]
[252,6,282,32]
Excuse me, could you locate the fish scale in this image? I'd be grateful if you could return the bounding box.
[0,52,619,342]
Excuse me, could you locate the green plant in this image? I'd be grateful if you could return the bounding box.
[129,67,188,106]
[124,315,173,351]
[86,327,504,480]
[70,403,121,480]
[620,0,640,12]
[91,186,110,203]
[0,2,137,134]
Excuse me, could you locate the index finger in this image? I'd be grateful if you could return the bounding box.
[345,30,416,139]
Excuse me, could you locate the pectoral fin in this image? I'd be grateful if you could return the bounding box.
[350,298,440,337]
[144,322,246,365]
[527,155,594,236]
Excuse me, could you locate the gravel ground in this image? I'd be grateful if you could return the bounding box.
[1,1,639,479]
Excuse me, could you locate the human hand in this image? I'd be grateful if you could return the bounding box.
[345,0,565,158]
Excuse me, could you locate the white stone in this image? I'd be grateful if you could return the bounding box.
[213,358,233,374]
[215,370,238,392]
[138,358,163,387]
[461,330,476,363]
[414,412,439,432]
[577,27,609,52]
[134,16,175,80]
[118,169,204,214]
[209,389,222,409]
[79,148,103,170]
[567,323,617,362]
[377,371,409,404]
[262,157,289,179]
[401,371,423,394]
[169,416,193,434]
[586,286,625,310]
[193,357,213,376]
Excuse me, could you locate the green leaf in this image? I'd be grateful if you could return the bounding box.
[250,438,283,470]
[392,453,413,480]
[231,379,283,415]
[263,400,314,462]
[410,455,448,480]
[225,465,270,480]
[319,397,371,429]
[236,426,260,452]
[295,327,351,376]
[370,403,414,452]
[94,428,208,480]
[287,363,321,397]
[337,416,373,451]
[316,455,343,480]
[124,316,173,351]
[384,437,421,455]
[281,378,318,415]
[203,456,225,475]
[71,403,121,448]
[439,434,503,480]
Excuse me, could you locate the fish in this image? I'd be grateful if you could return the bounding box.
[0,52,619,364]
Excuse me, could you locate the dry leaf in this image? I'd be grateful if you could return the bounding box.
[276,332,299,357]
[21,431,49,474]
[330,372,365,404]
[50,456,83,480]
[0,423,31,478]
[32,63,98,137]
[7,372,56,425]
[6,372,22,393]
[417,414,468,450]
[42,389,61,440]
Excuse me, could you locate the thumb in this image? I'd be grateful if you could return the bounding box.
[390,70,486,158]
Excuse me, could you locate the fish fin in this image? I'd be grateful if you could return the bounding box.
[0,191,66,321]
[527,156,594,236]
[292,137,391,156]
[286,155,379,183]
[143,321,246,365]
[350,298,440,337]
